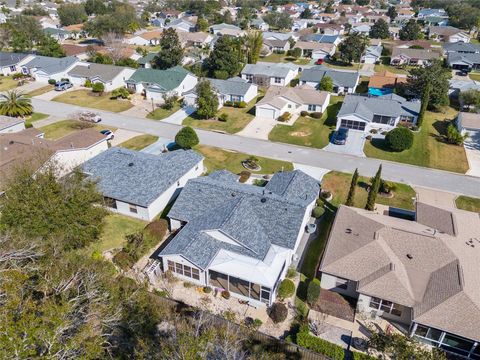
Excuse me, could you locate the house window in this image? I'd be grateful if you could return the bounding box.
[129,204,138,214]
[373,115,396,125]
[308,104,316,112]
[167,260,175,272]
[246,74,253,82]
[9,65,16,72]
[168,260,201,280]
[177,180,180,186]
[334,277,348,290]
[400,115,415,123]
[274,77,282,84]
[104,197,117,209]
[369,296,402,316]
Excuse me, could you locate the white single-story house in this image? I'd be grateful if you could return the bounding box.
[127,30,163,46]
[294,41,336,60]
[300,66,360,95]
[447,52,480,71]
[336,93,420,133]
[255,86,330,120]
[263,39,291,53]
[390,47,441,66]
[126,66,197,103]
[320,204,480,359]
[21,55,81,83]
[153,169,320,306]
[0,116,25,134]
[0,52,35,76]
[456,112,480,135]
[361,44,383,64]
[67,63,136,92]
[210,23,244,37]
[241,62,299,87]
[429,26,471,43]
[82,147,204,221]
[250,18,269,31]
[184,77,257,108]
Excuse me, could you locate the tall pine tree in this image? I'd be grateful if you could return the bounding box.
[417,81,431,128]
[365,165,382,211]
[196,80,219,119]
[153,28,183,70]
[345,168,359,206]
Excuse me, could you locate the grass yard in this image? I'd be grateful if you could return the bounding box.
[195,144,293,174]
[183,97,259,134]
[268,96,342,148]
[373,64,409,75]
[469,72,480,81]
[0,76,18,91]
[147,102,181,120]
[261,53,311,65]
[88,214,146,255]
[26,85,54,97]
[456,195,480,213]
[40,119,115,140]
[364,108,469,174]
[52,90,133,112]
[322,171,417,210]
[323,59,359,70]
[355,76,370,94]
[118,134,158,151]
[27,112,49,122]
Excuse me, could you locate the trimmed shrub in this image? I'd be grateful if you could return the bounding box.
[286,267,296,278]
[379,180,396,194]
[310,112,322,119]
[183,281,194,288]
[307,278,321,305]
[290,78,299,87]
[237,101,247,108]
[219,113,228,122]
[269,302,288,323]
[239,171,251,183]
[321,191,332,200]
[175,126,199,149]
[84,79,92,88]
[300,110,309,117]
[25,122,33,129]
[351,351,377,360]
[203,286,212,294]
[312,206,325,218]
[252,318,263,329]
[278,111,292,122]
[92,82,105,93]
[277,279,295,300]
[224,100,234,107]
[111,87,130,99]
[48,79,56,85]
[221,290,230,299]
[296,330,345,359]
[385,127,414,152]
[12,73,26,80]
[370,128,378,134]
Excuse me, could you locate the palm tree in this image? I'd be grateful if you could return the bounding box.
[0,90,33,118]
[245,31,263,64]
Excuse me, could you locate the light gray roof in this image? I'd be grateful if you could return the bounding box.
[364,45,382,58]
[160,170,319,269]
[447,52,480,66]
[0,115,23,131]
[300,66,359,88]
[242,62,297,78]
[416,202,457,236]
[262,31,293,41]
[208,78,253,96]
[68,63,129,82]
[0,52,30,68]
[23,55,78,75]
[82,147,203,207]
[443,42,480,54]
[210,23,241,31]
[337,94,420,121]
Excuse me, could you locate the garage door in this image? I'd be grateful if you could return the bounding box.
[256,107,276,119]
[340,119,366,131]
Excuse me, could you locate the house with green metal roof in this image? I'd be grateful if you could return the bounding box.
[125,66,197,103]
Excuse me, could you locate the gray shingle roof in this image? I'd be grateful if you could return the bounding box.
[160,170,319,269]
[447,52,480,66]
[0,52,30,67]
[82,147,203,207]
[23,55,78,75]
[300,66,359,88]
[242,62,297,78]
[68,63,129,82]
[337,94,420,121]
[209,78,254,97]
[443,42,480,54]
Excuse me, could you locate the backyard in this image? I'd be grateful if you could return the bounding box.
[261,53,311,65]
[194,145,293,174]
[456,195,480,213]
[268,96,342,148]
[118,134,159,151]
[322,171,417,210]
[52,90,133,112]
[40,119,114,140]
[183,96,259,134]
[0,76,18,91]
[364,107,469,174]
[147,102,181,120]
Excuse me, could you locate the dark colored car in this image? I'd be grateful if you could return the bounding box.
[334,127,349,145]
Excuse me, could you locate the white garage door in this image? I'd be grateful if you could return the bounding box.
[256,107,276,119]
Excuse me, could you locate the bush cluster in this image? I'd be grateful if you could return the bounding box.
[224,100,247,108]
[278,111,292,122]
[221,290,230,299]
[239,171,251,183]
[297,329,345,359]
[310,112,322,119]
[277,279,295,300]
[219,113,228,122]
[312,206,325,218]
[306,278,321,305]
[92,82,105,93]
[111,87,130,99]
[269,302,288,323]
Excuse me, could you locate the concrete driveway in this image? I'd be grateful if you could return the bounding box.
[465,130,480,177]
[141,137,175,155]
[237,116,277,140]
[162,106,195,125]
[324,130,366,157]
[359,63,375,76]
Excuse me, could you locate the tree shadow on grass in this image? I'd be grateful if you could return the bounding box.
[432,119,451,143]
[324,102,342,127]
[368,137,393,152]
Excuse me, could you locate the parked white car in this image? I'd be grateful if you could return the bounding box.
[75,111,102,123]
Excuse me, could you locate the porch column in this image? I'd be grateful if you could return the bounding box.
[409,322,418,337]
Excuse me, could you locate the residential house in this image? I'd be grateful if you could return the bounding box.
[314,23,344,36]
[255,86,330,120]
[127,30,163,46]
[301,34,341,46]
[417,8,447,19]
[336,93,420,132]
[0,52,34,76]
[250,18,269,31]
[210,23,244,37]
[126,66,198,103]
[67,63,136,91]
[443,42,480,55]
[43,27,70,42]
[21,55,81,83]
[361,44,383,64]
[263,39,291,54]
[61,44,91,60]
[294,41,336,60]
[241,62,299,87]
[0,128,108,192]
[82,147,204,221]
[319,204,480,359]
[0,116,25,134]
[456,112,480,136]
[368,70,407,96]
[178,32,214,48]
[351,24,371,36]
[184,77,258,108]
[263,31,297,42]
[154,169,320,306]
[449,79,480,98]
[300,66,360,95]
[396,8,415,22]
[423,16,448,27]
[429,26,470,43]
[159,10,184,19]
[390,47,441,66]
[389,26,401,40]
[447,52,480,71]
[165,18,195,32]
[137,53,156,69]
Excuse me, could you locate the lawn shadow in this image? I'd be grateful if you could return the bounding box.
[368,137,393,151]
[432,120,451,143]
[357,181,369,190]
[324,102,342,127]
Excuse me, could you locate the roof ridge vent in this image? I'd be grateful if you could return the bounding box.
[128,162,134,167]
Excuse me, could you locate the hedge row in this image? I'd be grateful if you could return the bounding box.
[351,351,377,360]
[296,330,345,360]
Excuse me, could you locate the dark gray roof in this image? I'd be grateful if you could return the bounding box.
[195,78,254,97]
[447,52,480,66]
[337,94,420,121]
[23,55,78,75]
[0,52,30,67]
[82,147,203,207]
[161,170,320,269]
[443,42,480,54]
[300,66,359,88]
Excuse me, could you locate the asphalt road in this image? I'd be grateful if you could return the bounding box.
[32,98,480,197]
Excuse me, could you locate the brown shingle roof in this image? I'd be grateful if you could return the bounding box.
[368,70,407,89]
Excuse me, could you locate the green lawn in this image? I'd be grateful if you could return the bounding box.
[183,97,259,134]
[118,134,158,151]
[323,59,359,70]
[373,64,409,75]
[26,85,54,97]
[52,90,133,112]
[147,102,181,120]
[322,171,417,210]
[40,119,115,140]
[456,195,480,213]
[268,96,342,149]
[355,76,370,94]
[364,107,469,174]
[195,144,293,174]
[261,52,311,65]
[27,112,49,122]
[0,76,18,91]
[469,72,480,81]
[87,214,147,255]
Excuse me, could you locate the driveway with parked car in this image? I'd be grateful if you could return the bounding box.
[324,129,366,157]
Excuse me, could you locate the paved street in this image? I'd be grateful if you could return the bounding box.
[31,98,480,197]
